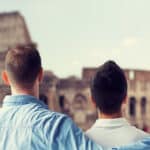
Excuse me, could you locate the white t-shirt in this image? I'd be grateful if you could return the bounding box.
[86,118,149,149]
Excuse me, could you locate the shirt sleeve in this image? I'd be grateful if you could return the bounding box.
[44,114,104,150]
[117,137,150,150]
[63,117,104,150]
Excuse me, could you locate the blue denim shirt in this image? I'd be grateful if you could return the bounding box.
[0,95,104,150]
[1,95,150,150]
[118,137,150,150]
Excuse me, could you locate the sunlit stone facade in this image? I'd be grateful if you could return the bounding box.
[0,12,149,132]
[0,11,32,84]
[0,11,32,102]
[0,11,31,52]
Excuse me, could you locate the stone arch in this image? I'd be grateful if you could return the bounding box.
[59,95,65,110]
[58,95,70,114]
[129,96,136,117]
[39,94,48,105]
[73,93,87,110]
[141,96,147,115]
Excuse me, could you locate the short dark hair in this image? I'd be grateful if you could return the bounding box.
[91,61,127,114]
[5,45,42,88]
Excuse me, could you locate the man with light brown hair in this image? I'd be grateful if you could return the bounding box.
[0,45,102,150]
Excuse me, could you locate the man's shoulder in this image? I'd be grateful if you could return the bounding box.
[27,104,69,124]
[85,119,149,147]
[118,137,150,150]
[128,126,149,138]
[18,101,70,130]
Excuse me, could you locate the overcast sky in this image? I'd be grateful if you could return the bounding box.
[1,0,150,77]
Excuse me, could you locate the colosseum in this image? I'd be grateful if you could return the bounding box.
[44,68,150,132]
[0,11,34,103]
[0,11,149,132]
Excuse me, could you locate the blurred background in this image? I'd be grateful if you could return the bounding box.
[0,0,150,131]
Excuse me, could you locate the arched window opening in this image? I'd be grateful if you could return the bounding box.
[129,97,136,117]
[59,95,70,114]
[141,97,147,115]
[59,95,65,110]
[73,94,87,110]
[39,94,48,105]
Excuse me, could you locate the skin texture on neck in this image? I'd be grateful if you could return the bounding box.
[91,98,126,119]
[10,80,39,99]
[2,69,43,99]
[98,110,123,119]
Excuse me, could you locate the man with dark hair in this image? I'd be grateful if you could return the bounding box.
[0,45,103,150]
[86,61,149,149]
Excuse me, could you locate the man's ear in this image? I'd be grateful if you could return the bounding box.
[123,95,128,105]
[121,95,128,116]
[91,96,96,108]
[38,68,43,82]
[2,71,10,85]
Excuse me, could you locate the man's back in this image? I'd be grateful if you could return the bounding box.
[86,118,149,149]
[0,95,102,150]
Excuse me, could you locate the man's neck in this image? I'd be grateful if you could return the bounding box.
[98,112,122,119]
[11,85,39,99]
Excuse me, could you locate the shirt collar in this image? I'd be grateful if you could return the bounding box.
[93,118,130,128]
[2,94,46,107]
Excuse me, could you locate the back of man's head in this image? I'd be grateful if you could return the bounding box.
[91,61,127,115]
[4,45,42,89]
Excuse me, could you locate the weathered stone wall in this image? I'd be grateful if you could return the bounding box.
[56,77,97,130]
[0,12,31,52]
